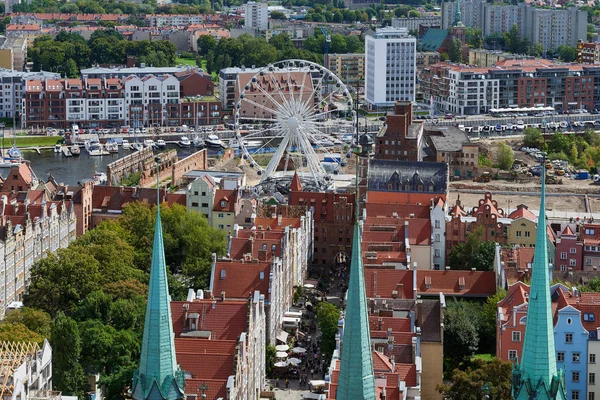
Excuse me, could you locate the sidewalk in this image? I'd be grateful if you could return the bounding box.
[267,378,311,399]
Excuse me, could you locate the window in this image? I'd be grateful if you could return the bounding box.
[218,213,224,218]
[512,331,521,342]
[435,220,440,229]
[435,234,440,242]
[589,393,595,400]
[573,371,580,382]
[566,333,573,343]
[561,252,568,260]
[590,373,596,385]
[573,391,580,400]
[571,248,577,254]
[586,229,595,235]
[525,231,530,237]
[220,269,226,279]
[262,244,267,250]
[516,231,522,237]
[570,259,577,267]
[221,200,227,207]
[434,249,441,258]
[591,353,596,364]
[259,271,265,280]
[271,244,276,251]
[558,352,565,362]
[574,352,581,362]
[508,350,517,361]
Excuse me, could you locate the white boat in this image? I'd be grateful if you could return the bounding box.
[105,140,119,153]
[193,136,205,148]
[314,138,335,147]
[92,172,107,185]
[85,139,108,156]
[179,136,191,148]
[143,139,155,148]
[70,145,80,156]
[122,139,132,150]
[156,139,166,149]
[133,142,144,152]
[54,144,61,153]
[227,139,261,149]
[206,134,224,149]
[8,145,20,160]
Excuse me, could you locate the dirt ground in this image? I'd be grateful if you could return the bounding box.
[447,190,587,213]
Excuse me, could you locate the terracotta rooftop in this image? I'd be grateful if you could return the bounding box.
[508,206,537,221]
[213,189,237,212]
[171,299,248,340]
[211,260,270,299]
[416,270,496,297]
[364,269,414,300]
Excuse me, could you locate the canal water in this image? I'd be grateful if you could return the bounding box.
[9,144,203,186]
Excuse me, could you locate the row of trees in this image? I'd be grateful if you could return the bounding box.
[14,0,214,16]
[198,32,363,74]
[524,127,600,169]
[30,30,178,77]
[5,203,228,399]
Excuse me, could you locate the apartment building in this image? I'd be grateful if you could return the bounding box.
[244,1,269,31]
[391,16,441,31]
[0,37,27,71]
[365,27,416,107]
[0,70,59,120]
[327,53,365,85]
[145,13,222,27]
[441,1,586,49]
[23,74,223,129]
[421,59,600,115]
[578,41,600,64]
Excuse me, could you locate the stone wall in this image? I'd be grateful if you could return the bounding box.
[171,149,207,187]
[138,150,178,187]
[106,147,155,185]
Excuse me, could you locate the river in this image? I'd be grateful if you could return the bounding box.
[9,144,203,186]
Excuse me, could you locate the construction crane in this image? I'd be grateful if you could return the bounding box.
[320,27,331,68]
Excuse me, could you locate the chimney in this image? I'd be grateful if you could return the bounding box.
[221,291,226,302]
[278,214,282,226]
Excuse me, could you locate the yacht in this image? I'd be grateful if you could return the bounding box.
[70,145,80,156]
[85,139,108,156]
[133,142,144,152]
[178,136,192,148]
[8,145,21,160]
[105,140,119,153]
[226,138,261,149]
[54,144,61,153]
[193,136,205,148]
[156,139,166,149]
[92,172,107,185]
[206,134,224,149]
[143,139,155,149]
[122,139,132,150]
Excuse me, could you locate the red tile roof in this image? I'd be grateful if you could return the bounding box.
[368,316,412,334]
[562,225,575,236]
[508,206,537,221]
[290,172,302,191]
[365,203,430,219]
[416,270,496,297]
[213,189,236,212]
[253,216,301,230]
[395,363,417,387]
[364,269,414,300]
[171,299,248,340]
[211,260,270,299]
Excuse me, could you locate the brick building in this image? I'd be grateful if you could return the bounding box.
[375,101,424,161]
[555,225,583,272]
[577,40,600,64]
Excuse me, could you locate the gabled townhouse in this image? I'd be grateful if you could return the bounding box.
[171,292,266,400]
[556,225,584,272]
[507,205,537,247]
[582,224,600,270]
[212,188,241,233]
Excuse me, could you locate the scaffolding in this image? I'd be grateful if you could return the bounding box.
[0,341,41,400]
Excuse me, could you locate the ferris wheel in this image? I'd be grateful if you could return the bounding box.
[232,59,356,192]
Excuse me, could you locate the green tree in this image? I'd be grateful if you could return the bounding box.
[266,344,276,375]
[448,38,463,62]
[481,289,506,350]
[25,249,102,315]
[496,142,514,170]
[504,24,522,53]
[316,302,340,360]
[447,227,496,271]
[444,300,480,371]
[79,320,116,374]
[465,28,483,49]
[484,32,506,50]
[51,312,86,397]
[523,127,544,149]
[557,45,577,62]
[549,132,572,154]
[408,10,420,17]
[270,10,287,19]
[528,42,544,57]
[0,323,44,344]
[437,358,512,399]
[3,307,53,338]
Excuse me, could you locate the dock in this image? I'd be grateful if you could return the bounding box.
[61,146,72,157]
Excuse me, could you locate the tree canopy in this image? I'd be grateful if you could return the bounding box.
[316,302,340,360]
[437,358,512,399]
[496,142,514,170]
[447,226,496,271]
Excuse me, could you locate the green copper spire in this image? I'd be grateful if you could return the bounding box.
[337,150,376,400]
[512,166,565,400]
[454,0,464,27]
[132,159,184,400]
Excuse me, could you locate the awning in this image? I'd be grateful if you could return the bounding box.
[285,311,303,318]
[310,380,326,387]
[276,331,289,343]
[283,317,301,323]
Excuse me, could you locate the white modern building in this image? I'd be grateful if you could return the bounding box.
[391,16,441,31]
[365,27,416,107]
[244,1,269,31]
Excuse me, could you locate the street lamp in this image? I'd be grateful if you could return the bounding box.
[198,383,209,399]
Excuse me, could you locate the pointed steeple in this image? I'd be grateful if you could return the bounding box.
[290,172,302,192]
[454,0,464,27]
[132,160,184,400]
[337,147,376,400]
[512,165,565,400]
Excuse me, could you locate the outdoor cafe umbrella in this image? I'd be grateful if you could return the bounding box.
[276,352,288,358]
[288,357,302,365]
[276,344,290,351]
[274,361,289,368]
[292,347,307,354]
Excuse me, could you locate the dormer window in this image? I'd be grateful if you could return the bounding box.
[221,200,226,207]
[220,269,226,279]
[259,271,265,280]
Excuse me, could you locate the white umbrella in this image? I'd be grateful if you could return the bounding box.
[276,352,288,358]
[276,344,290,351]
[288,357,302,365]
[292,347,307,354]
[274,361,288,368]
[304,283,315,289]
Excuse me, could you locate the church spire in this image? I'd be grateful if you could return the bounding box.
[336,147,376,400]
[132,156,184,400]
[454,0,464,27]
[512,165,565,400]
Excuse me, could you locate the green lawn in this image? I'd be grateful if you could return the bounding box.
[176,57,197,66]
[472,354,493,361]
[9,136,62,148]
